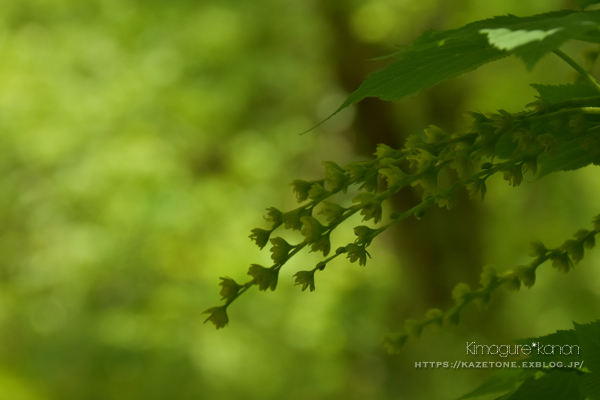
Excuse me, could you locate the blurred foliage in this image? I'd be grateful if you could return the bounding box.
[0,0,598,399]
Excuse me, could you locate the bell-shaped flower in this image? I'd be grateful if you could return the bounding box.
[307,183,328,200]
[282,208,311,231]
[300,216,326,244]
[379,165,407,190]
[219,277,243,303]
[310,233,331,256]
[318,201,346,224]
[514,266,536,288]
[290,179,313,203]
[323,161,349,192]
[249,228,271,249]
[293,270,316,292]
[353,225,376,246]
[346,243,370,266]
[248,264,278,291]
[269,237,294,263]
[424,125,448,144]
[203,306,229,329]
[264,207,283,228]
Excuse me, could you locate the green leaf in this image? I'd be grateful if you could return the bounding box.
[531,83,600,103]
[504,371,585,400]
[537,137,600,178]
[574,320,600,372]
[334,32,505,111]
[581,373,600,400]
[480,10,600,69]
[326,10,600,124]
[457,369,535,399]
[579,0,600,10]
[514,328,580,364]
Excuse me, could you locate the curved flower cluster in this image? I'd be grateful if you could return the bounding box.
[204,93,600,338]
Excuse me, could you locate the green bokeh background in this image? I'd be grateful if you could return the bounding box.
[0,0,598,399]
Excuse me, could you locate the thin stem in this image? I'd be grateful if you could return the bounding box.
[553,49,600,93]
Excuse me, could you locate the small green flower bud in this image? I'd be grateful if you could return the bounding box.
[515,130,537,153]
[345,162,368,182]
[481,162,493,169]
[218,277,243,303]
[291,179,313,203]
[466,111,492,135]
[308,183,328,200]
[426,308,443,321]
[450,154,473,179]
[584,235,596,250]
[490,109,513,134]
[352,192,375,204]
[310,233,331,256]
[300,216,326,243]
[406,148,435,172]
[282,208,311,231]
[389,212,400,219]
[451,283,472,302]
[410,173,437,198]
[424,125,448,144]
[360,202,383,224]
[379,165,407,189]
[360,169,379,192]
[480,265,497,287]
[560,239,584,264]
[269,237,294,263]
[353,225,376,245]
[375,143,402,159]
[574,229,595,250]
[551,252,573,273]
[514,266,536,288]
[249,228,271,249]
[323,161,349,192]
[346,243,370,266]
[415,208,426,220]
[335,246,346,255]
[293,270,316,292]
[264,207,283,227]
[352,192,383,223]
[248,264,279,291]
[203,306,229,329]
[404,135,428,151]
[382,332,409,354]
[502,167,522,187]
[522,158,537,175]
[318,201,346,224]
[436,191,456,210]
[528,241,547,257]
[466,179,486,201]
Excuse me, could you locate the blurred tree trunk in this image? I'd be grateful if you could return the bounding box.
[322,1,483,314]
[320,3,487,398]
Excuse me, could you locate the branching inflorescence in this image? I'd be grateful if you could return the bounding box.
[204,89,600,344]
[205,6,600,360]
